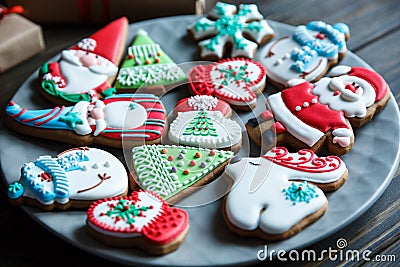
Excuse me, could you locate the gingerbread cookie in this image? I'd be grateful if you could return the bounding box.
[256,20,350,89]
[189,58,266,110]
[39,17,128,105]
[3,94,167,148]
[114,29,186,95]
[173,95,232,118]
[6,147,128,211]
[246,65,391,155]
[129,144,234,204]
[187,2,274,60]
[86,190,189,255]
[168,95,242,152]
[223,147,348,241]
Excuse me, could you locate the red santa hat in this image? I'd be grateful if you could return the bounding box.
[69,17,128,64]
[329,65,389,102]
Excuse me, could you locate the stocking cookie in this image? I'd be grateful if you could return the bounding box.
[4,94,167,148]
[189,58,266,110]
[114,29,186,95]
[39,17,128,105]
[86,190,189,255]
[246,65,390,155]
[168,96,242,152]
[7,147,128,210]
[187,1,274,60]
[130,144,234,204]
[223,147,348,241]
[256,20,350,89]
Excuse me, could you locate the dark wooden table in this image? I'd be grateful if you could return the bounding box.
[1,0,399,266]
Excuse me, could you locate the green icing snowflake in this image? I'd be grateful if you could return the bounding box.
[282,182,319,205]
[106,199,151,225]
[218,64,251,86]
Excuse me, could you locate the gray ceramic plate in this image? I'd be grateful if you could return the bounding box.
[1,15,400,266]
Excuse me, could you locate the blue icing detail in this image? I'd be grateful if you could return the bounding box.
[57,150,89,172]
[291,21,348,73]
[7,182,24,199]
[22,161,57,202]
[282,181,319,205]
[6,102,76,130]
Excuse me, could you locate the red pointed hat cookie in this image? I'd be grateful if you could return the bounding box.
[70,17,128,64]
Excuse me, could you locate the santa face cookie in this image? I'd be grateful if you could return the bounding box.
[256,20,350,89]
[4,94,167,148]
[86,190,189,255]
[168,96,242,152]
[246,65,391,155]
[130,144,234,204]
[223,147,348,241]
[114,29,186,95]
[187,1,274,60]
[39,17,128,105]
[7,147,128,210]
[189,58,266,110]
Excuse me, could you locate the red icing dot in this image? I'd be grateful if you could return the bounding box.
[209,150,216,156]
[155,58,160,63]
[189,160,196,166]
[128,54,134,59]
[168,155,174,161]
[260,110,274,121]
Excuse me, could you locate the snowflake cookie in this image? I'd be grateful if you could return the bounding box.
[189,58,266,110]
[223,147,348,241]
[187,1,275,60]
[169,96,242,152]
[86,190,189,255]
[7,147,128,210]
[4,94,167,148]
[130,144,234,204]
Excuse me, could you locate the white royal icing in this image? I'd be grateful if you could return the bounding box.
[224,149,346,234]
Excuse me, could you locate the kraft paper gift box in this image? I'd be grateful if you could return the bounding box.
[0,11,45,73]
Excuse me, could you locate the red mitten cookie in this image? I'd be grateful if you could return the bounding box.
[189,58,266,110]
[246,65,391,155]
[86,190,189,255]
[223,147,348,241]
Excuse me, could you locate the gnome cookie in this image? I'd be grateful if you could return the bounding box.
[7,147,129,211]
[130,144,234,204]
[256,20,350,89]
[114,29,186,95]
[86,190,189,255]
[3,94,167,148]
[187,1,274,60]
[189,58,267,110]
[246,65,391,155]
[39,17,128,105]
[222,147,348,241]
[168,95,242,153]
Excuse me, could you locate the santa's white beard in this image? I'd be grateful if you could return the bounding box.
[58,60,109,94]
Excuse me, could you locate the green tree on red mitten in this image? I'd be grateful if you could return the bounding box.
[183,110,218,137]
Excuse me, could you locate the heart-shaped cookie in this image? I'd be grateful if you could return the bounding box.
[189,58,266,110]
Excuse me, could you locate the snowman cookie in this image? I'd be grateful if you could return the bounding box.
[223,147,348,241]
[168,95,242,153]
[3,94,167,148]
[256,20,350,89]
[114,29,186,95]
[130,144,234,204]
[187,1,274,60]
[39,17,128,105]
[189,58,266,110]
[246,65,391,155]
[86,190,189,255]
[7,147,128,211]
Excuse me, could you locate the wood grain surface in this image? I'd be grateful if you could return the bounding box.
[0,0,399,266]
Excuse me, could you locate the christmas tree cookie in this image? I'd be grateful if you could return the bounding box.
[130,144,234,204]
[7,147,129,211]
[39,17,128,105]
[3,94,167,149]
[114,29,186,95]
[86,190,189,255]
[223,147,348,241]
[187,1,275,60]
[168,96,242,152]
